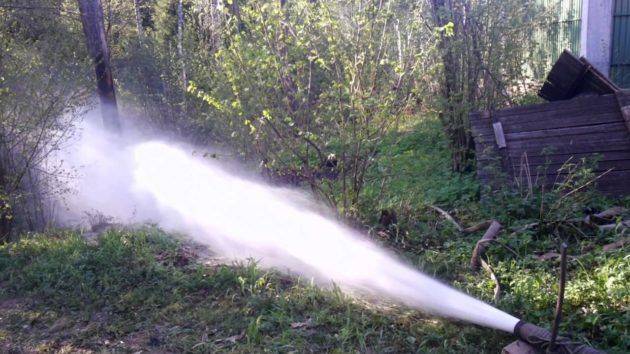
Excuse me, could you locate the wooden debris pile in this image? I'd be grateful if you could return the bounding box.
[470,50,630,197]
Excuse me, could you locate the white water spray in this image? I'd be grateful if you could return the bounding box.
[54,119,520,333]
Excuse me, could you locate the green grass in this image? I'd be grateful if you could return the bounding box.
[0,221,627,353]
[0,228,515,353]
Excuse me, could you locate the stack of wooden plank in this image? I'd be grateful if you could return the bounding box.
[471,92,630,196]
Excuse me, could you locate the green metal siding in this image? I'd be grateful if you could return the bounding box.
[533,0,583,78]
[612,0,630,88]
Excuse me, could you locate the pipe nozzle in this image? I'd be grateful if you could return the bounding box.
[513,321,605,354]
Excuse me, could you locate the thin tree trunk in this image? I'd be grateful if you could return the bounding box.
[77,0,121,132]
[177,0,187,91]
[430,0,471,172]
[134,0,143,37]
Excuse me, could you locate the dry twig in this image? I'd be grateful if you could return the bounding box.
[480,259,501,302]
[463,220,492,234]
[428,204,464,232]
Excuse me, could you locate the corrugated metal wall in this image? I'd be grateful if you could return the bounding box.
[533,0,582,78]
[612,0,630,88]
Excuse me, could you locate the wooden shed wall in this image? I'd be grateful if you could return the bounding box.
[470,91,630,196]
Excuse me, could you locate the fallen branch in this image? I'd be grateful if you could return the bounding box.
[428,205,463,232]
[480,259,501,302]
[598,220,630,231]
[585,207,629,226]
[463,220,492,234]
[537,237,628,260]
[594,207,627,220]
[509,222,538,234]
[470,220,502,271]
[536,252,577,261]
[537,252,561,261]
[602,237,630,251]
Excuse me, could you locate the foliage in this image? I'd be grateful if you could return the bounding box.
[184,0,426,213]
[427,0,549,172]
[0,1,89,239]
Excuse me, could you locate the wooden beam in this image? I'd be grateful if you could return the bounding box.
[492,122,506,148]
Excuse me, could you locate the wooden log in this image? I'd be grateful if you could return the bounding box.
[470,220,502,271]
[602,236,630,250]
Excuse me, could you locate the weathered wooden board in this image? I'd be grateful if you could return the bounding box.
[471,91,630,197]
[471,95,617,125]
[616,90,630,134]
[538,50,619,101]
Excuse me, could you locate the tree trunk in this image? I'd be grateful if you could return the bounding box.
[134,0,143,37]
[177,0,187,91]
[429,0,473,173]
[77,0,121,132]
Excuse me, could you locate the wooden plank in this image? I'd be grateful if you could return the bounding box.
[514,169,630,188]
[506,131,630,148]
[579,57,621,95]
[501,112,621,134]
[504,122,628,141]
[539,51,619,101]
[509,159,630,175]
[474,114,624,140]
[473,118,626,142]
[506,151,630,164]
[471,90,630,196]
[615,91,630,135]
[498,139,630,156]
[478,150,630,164]
[495,96,618,122]
[509,169,630,196]
[492,122,506,148]
[470,97,618,132]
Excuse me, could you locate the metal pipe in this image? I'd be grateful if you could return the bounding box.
[513,321,606,353]
[549,242,568,351]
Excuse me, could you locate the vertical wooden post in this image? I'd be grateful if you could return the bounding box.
[77,0,121,132]
[615,91,630,136]
[549,242,568,352]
